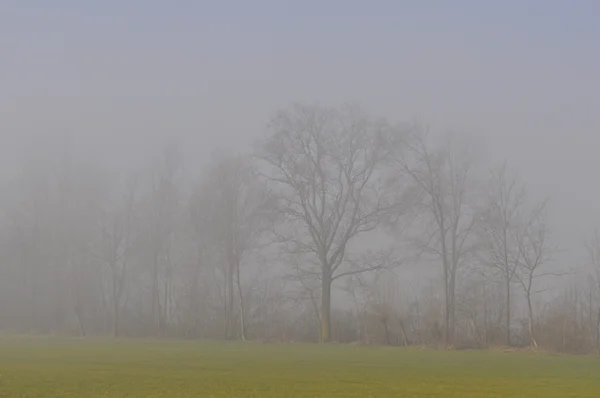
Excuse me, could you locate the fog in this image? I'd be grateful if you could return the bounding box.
[1,2,599,352]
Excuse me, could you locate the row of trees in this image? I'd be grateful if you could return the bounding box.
[0,103,599,353]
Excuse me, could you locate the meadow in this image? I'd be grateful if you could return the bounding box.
[0,338,598,397]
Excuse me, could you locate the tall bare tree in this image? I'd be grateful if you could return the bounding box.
[185,178,215,338]
[585,230,600,353]
[478,164,527,346]
[200,152,275,340]
[258,103,402,342]
[144,144,183,337]
[390,129,479,345]
[514,200,560,348]
[86,176,139,337]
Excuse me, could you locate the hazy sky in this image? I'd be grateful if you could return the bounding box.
[2,1,600,266]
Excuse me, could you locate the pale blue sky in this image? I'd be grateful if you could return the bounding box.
[1,1,600,263]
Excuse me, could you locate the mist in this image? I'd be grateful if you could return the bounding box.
[1,2,600,352]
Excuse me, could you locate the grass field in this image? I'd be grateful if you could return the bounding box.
[0,338,599,397]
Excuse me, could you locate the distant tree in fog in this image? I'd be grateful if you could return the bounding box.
[514,199,563,348]
[86,175,140,337]
[585,230,600,353]
[143,145,184,337]
[477,164,528,346]
[388,127,479,346]
[257,103,404,342]
[198,152,275,340]
[0,101,598,354]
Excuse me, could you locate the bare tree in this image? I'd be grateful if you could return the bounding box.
[390,128,479,345]
[143,144,183,337]
[585,229,600,353]
[185,178,215,338]
[200,152,275,340]
[86,176,139,337]
[478,164,527,346]
[5,102,600,352]
[514,200,561,348]
[258,103,403,342]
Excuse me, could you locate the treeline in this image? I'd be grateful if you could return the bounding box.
[0,103,598,354]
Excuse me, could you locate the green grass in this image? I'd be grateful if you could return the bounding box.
[0,338,599,397]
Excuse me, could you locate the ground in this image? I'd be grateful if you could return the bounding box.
[0,337,598,397]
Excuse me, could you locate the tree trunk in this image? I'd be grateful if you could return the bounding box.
[74,297,86,337]
[76,312,86,337]
[226,262,235,340]
[320,270,332,343]
[363,310,369,345]
[186,293,195,339]
[398,319,409,347]
[162,266,171,337]
[99,274,110,335]
[438,223,450,346]
[443,264,450,346]
[235,262,246,341]
[186,260,200,339]
[505,274,511,346]
[111,268,120,338]
[448,269,457,345]
[112,293,120,338]
[151,250,160,337]
[595,306,600,354]
[382,318,389,345]
[483,284,489,347]
[527,294,537,348]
